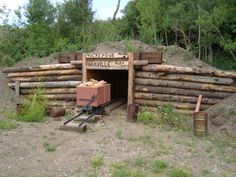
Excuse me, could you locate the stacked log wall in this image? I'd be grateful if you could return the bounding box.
[3,63,82,109]
[134,64,236,114]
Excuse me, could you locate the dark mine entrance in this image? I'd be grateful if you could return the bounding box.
[87,70,128,101]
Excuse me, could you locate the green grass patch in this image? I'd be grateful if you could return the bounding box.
[0,119,17,130]
[134,157,145,167]
[17,89,48,122]
[170,168,193,177]
[137,110,154,124]
[152,160,168,173]
[90,156,103,168]
[42,141,57,152]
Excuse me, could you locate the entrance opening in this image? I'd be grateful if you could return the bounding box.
[87,70,128,101]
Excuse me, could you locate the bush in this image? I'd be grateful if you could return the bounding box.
[17,90,47,122]
[152,160,168,173]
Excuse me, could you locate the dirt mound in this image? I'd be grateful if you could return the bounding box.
[0,68,20,113]
[93,40,211,69]
[207,94,236,138]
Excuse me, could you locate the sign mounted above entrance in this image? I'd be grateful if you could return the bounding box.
[86,59,128,70]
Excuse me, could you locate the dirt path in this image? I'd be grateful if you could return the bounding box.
[0,109,235,177]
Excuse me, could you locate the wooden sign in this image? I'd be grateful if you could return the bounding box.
[86,59,128,70]
[84,53,128,59]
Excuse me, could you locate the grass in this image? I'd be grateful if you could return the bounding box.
[170,168,193,177]
[17,91,48,122]
[112,162,132,177]
[134,157,145,167]
[0,119,17,130]
[137,110,154,124]
[152,160,168,173]
[115,129,124,140]
[90,156,103,168]
[42,141,57,152]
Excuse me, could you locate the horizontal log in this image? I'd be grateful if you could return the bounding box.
[71,60,83,65]
[7,69,82,78]
[3,64,77,73]
[21,88,76,95]
[135,85,231,99]
[135,78,236,93]
[10,75,82,82]
[36,94,76,100]
[135,72,233,85]
[134,92,220,105]
[133,60,148,66]
[142,64,236,78]
[8,81,81,89]
[47,101,76,107]
[139,106,193,115]
[134,99,210,110]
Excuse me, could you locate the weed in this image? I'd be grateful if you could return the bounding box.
[124,40,139,52]
[115,129,124,140]
[156,141,171,155]
[112,162,132,177]
[134,157,145,167]
[201,168,211,176]
[42,141,57,152]
[139,130,154,145]
[170,169,193,177]
[0,119,17,130]
[90,156,103,168]
[88,172,98,177]
[152,160,168,173]
[133,171,148,177]
[17,89,48,122]
[137,110,154,124]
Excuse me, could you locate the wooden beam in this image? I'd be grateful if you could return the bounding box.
[15,81,20,97]
[135,72,234,85]
[128,52,135,106]
[195,95,202,112]
[133,60,148,66]
[82,53,87,82]
[135,78,236,93]
[8,81,81,89]
[3,64,76,73]
[71,60,83,65]
[134,85,231,99]
[21,88,76,95]
[10,75,82,82]
[7,69,82,78]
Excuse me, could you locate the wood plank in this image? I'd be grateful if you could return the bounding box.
[21,88,76,95]
[195,95,202,112]
[15,81,20,97]
[135,72,234,85]
[139,52,162,64]
[84,52,128,59]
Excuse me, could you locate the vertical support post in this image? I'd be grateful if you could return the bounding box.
[15,81,20,97]
[128,52,134,107]
[82,53,87,82]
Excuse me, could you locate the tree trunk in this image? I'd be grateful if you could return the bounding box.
[112,0,121,21]
[208,44,213,63]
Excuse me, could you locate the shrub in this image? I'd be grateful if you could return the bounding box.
[17,89,47,122]
[90,156,103,168]
[137,110,154,124]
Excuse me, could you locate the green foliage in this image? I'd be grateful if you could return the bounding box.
[17,89,47,122]
[90,156,103,168]
[137,110,154,124]
[170,169,193,177]
[134,157,145,167]
[0,119,17,130]
[42,141,57,152]
[152,160,168,173]
[112,162,132,177]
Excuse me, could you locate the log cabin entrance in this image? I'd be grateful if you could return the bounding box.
[82,53,133,106]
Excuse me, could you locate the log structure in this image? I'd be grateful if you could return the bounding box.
[2,52,236,114]
[3,63,82,109]
[134,65,236,113]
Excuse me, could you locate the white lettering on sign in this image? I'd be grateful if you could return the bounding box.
[86,60,129,70]
[85,53,128,59]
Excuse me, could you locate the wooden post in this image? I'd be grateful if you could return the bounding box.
[82,53,87,82]
[128,53,134,106]
[15,81,20,97]
[195,95,202,112]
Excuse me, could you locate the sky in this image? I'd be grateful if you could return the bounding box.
[0,0,130,20]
